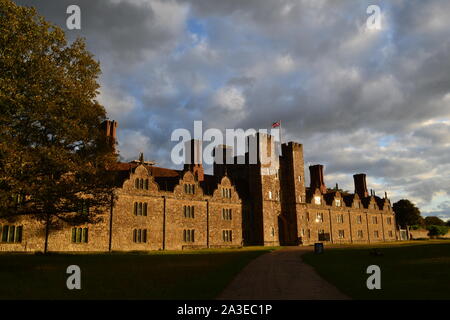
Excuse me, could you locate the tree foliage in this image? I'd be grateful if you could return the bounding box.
[392,199,423,228]
[426,225,449,238]
[0,0,117,234]
[424,216,445,226]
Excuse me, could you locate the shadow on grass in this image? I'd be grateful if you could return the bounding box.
[301,241,450,300]
[0,247,279,300]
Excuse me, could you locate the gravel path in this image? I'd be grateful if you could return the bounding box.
[217,247,350,300]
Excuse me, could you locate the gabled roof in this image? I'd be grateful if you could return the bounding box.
[110,162,182,190]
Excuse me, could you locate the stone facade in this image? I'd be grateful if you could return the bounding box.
[217,133,397,246]
[0,121,397,252]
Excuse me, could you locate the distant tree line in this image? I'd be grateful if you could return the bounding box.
[393,199,449,237]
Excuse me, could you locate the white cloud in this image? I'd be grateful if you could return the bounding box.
[213,86,246,112]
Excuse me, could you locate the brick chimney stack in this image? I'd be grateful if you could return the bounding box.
[309,164,327,194]
[102,120,118,149]
[184,139,204,182]
[353,173,369,198]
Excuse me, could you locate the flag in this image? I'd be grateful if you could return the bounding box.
[272,121,280,128]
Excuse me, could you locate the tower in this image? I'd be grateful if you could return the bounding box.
[248,132,281,246]
[279,141,306,244]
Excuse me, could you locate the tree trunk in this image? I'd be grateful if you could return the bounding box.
[44,213,50,254]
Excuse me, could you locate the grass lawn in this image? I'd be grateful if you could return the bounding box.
[302,240,450,300]
[0,246,277,300]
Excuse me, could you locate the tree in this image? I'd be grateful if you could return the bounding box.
[392,199,423,228]
[424,216,445,226]
[427,225,449,238]
[0,0,117,252]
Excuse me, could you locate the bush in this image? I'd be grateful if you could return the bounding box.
[427,225,449,237]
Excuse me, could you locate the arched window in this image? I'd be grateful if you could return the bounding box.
[144,179,149,190]
[135,178,139,189]
[138,202,143,216]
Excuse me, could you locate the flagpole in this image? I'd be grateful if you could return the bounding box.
[280,120,282,146]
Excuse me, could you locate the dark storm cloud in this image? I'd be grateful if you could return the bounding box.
[11,0,450,217]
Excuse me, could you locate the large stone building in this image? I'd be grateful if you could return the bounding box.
[0,120,397,252]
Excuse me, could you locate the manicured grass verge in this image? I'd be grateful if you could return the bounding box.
[0,246,277,299]
[302,240,450,299]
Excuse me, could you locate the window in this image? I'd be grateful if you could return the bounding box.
[387,217,392,225]
[222,230,233,242]
[356,215,362,224]
[306,212,310,221]
[335,199,341,207]
[78,200,89,214]
[301,229,305,236]
[8,226,15,243]
[268,191,272,199]
[271,227,275,236]
[134,202,148,216]
[133,229,147,243]
[338,230,345,239]
[388,231,393,237]
[183,229,195,242]
[222,208,232,220]
[184,184,195,194]
[184,205,195,218]
[0,225,22,243]
[307,229,311,238]
[71,228,88,243]
[314,196,321,205]
[374,231,379,238]
[135,178,148,190]
[316,213,323,223]
[298,176,302,182]
[222,188,232,198]
[357,230,363,238]
[372,216,378,224]
[14,193,25,205]
[337,214,344,223]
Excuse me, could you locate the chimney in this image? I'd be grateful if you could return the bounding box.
[184,139,204,182]
[213,144,233,178]
[102,120,118,149]
[353,173,369,198]
[309,164,327,194]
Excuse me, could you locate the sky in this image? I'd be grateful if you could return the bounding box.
[13,0,450,220]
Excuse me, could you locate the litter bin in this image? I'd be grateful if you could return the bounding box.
[314,242,324,254]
